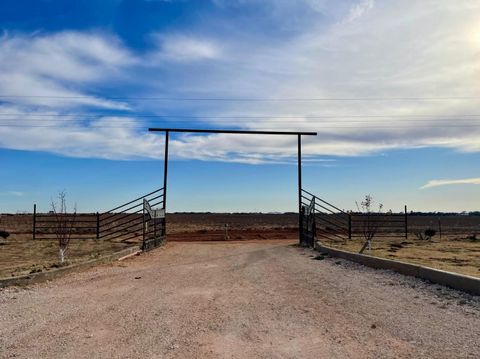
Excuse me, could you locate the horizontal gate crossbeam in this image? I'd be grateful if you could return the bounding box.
[149,128,317,136]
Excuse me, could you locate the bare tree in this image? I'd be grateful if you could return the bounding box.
[356,195,383,254]
[51,191,76,263]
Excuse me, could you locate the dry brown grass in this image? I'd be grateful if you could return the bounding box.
[0,234,130,278]
[324,235,480,278]
[0,213,298,279]
[2,213,480,279]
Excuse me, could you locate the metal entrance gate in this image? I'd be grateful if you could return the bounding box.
[148,128,318,247]
[300,189,351,247]
[300,195,316,247]
[98,188,166,251]
[142,197,165,251]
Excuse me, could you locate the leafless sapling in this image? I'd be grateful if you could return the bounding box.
[51,191,76,263]
[356,195,383,254]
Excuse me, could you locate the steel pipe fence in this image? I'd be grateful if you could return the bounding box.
[32,188,166,251]
[301,189,478,248]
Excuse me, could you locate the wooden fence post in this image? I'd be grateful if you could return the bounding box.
[404,205,408,239]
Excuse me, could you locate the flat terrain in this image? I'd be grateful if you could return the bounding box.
[0,213,297,277]
[326,236,480,277]
[0,237,129,278]
[1,213,479,278]
[1,241,479,359]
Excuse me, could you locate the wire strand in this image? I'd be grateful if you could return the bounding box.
[1,95,480,101]
[1,118,480,124]
[2,124,480,129]
[2,113,480,119]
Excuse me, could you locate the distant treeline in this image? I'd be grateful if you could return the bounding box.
[348,211,480,216]
[170,211,480,216]
[408,211,480,216]
[2,211,480,216]
[170,212,298,215]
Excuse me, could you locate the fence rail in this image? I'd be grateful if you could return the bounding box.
[33,210,97,241]
[301,189,350,243]
[350,212,407,239]
[32,188,166,249]
[98,188,164,245]
[301,189,412,245]
[302,189,477,245]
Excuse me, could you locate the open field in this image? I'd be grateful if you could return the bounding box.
[1,241,479,358]
[0,235,129,278]
[316,214,480,278]
[0,213,298,278]
[1,213,479,278]
[325,236,480,278]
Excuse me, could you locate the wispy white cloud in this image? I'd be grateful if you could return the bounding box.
[150,34,223,62]
[0,107,161,160]
[421,177,480,189]
[0,191,24,196]
[177,0,480,158]
[344,0,374,22]
[0,31,134,110]
[1,1,480,164]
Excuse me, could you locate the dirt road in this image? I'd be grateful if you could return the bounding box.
[1,240,479,358]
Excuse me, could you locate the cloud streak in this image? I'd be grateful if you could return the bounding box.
[344,0,374,22]
[151,34,223,62]
[0,191,24,196]
[0,31,133,110]
[1,1,480,163]
[421,177,480,189]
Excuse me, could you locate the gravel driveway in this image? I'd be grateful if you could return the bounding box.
[1,240,479,358]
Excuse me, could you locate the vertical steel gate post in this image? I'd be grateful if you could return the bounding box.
[142,206,146,243]
[163,131,169,238]
[312,196,316,248]
[163,131,169,210]
[298,134,302,245]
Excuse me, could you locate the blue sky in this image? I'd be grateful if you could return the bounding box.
[1,0,480,213]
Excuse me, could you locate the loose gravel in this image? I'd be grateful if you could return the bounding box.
[1,240,479,358]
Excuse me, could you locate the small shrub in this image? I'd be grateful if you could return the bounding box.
[467,233,478,241]
[415,228,436,241]
[424,229,436,239]
[0,230,10,239]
